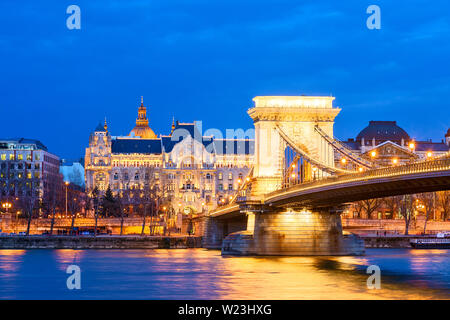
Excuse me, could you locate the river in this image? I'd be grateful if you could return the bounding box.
[0,248,449,299]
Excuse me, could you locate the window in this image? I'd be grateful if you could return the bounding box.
[34,163,40,169]
[27,172,32,179]
[154,172,160,179]
[228,173,233,180]
[218,184,223,191]
[35,154,40,161]
[9,154,15,161]
[228,184,233,191]
[114,173,118,180]
[0,154,5,161]
[26,153,32,161]
[34,172,40,179]
[135,172,139,180]
[18,163,23,170]
[218,172,223,180]
[17,154,23,160]
[206,173,211,180]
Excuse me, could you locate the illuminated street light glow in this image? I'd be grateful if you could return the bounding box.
[370,151,376,158]
[341,158,347,164]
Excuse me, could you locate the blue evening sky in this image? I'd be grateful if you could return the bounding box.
[0,1,449,159]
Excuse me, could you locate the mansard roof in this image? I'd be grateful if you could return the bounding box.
[213,139,254,155]
[0,138,48,151]
[415,141,449,152]
[111,138,162,154]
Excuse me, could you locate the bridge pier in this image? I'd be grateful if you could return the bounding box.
[221,207,364,256]
[252,208,364,255]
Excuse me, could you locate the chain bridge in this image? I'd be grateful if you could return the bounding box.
[203,96,450,256]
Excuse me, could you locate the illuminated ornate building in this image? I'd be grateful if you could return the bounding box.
[85,98,254,214]
[335,121,450,168]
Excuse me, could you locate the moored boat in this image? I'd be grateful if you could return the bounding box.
[410,238,450,249]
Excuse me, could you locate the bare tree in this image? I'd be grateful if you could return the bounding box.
[68,193,82,235]
[381,196,402,219]
[399,194,415,235]
[437,191,450,221]
[417,192,435,234]
[354,199,381,219]
[91,186,100,237]
[20,179,40,236]
[42,174,63,235]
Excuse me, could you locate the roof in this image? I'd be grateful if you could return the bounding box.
[415,141,450,152]
[111,138,162,154]
[356,121,410,143]
[0,138,48,151]
[341,140,360,150]
[95,122,106,132]
[213,139,254,155]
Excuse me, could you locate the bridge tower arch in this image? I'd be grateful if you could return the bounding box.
[247,96,340,195]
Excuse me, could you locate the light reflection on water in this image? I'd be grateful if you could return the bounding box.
[0,248,449,299]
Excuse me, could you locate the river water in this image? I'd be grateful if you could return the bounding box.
[0,248,449,299]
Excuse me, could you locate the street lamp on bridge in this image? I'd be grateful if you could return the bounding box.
[1,202,12,214]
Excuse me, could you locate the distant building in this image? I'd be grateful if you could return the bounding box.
[60,159,85,188]
[336,121,450,168]
[84,98,254,215]
[0,138,61,202]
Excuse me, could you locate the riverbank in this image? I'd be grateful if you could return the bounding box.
[0,235,202,249]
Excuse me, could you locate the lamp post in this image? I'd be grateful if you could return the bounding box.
[2,202,12,214]
[65,181,69,216]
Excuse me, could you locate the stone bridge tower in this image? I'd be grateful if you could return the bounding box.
[247,96,340,196]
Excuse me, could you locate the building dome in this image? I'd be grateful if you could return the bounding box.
[129,97,157,139]
[356,121,410,144]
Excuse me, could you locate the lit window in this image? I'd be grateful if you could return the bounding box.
[9,154,15,160]
[218,173,223,180]
[0,154,5,161]
[228,173,233,180]
[17,154,23,160]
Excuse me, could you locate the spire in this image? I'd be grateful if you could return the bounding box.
[104,117,108,132]
[141,96,144,106]
[171,116,176,134]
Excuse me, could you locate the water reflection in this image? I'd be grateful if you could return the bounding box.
[0,248,448,299]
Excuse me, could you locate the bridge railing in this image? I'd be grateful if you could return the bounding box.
[266,158,450,198]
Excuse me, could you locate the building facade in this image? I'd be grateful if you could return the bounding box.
[335,121,450,169]
[0,138,61,202]
[85,99,254,215]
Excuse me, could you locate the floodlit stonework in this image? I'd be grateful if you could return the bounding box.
[85,98,254,215]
